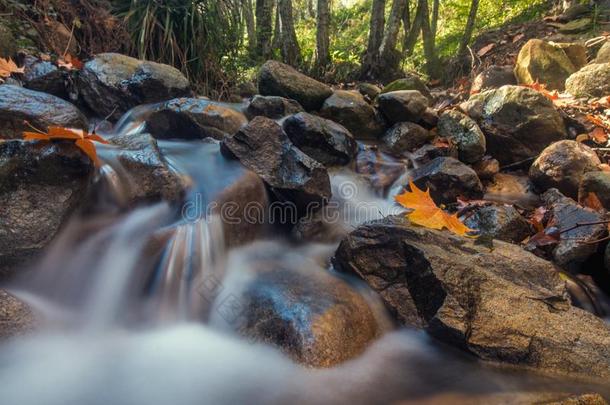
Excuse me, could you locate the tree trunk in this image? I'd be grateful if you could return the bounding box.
[379,0,407,72]
[402,0,411,36]
[243,0,257,53]
[315,0,331,73]
[420,0,441,78]
[403,0,423,56]
[361,0,386,79]
[458,0,480,56]
[272,0,282,52]
[430,0,439,41]
[256,0,274,59]
[279,0,302,66]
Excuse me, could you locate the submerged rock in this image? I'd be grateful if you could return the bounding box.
[282,112,357,166]
[319,90,386,139]
[221,116,331,214]
[257,60,332,111]
[514,39,576,90]
[334,216,610,380]
[461,85,567,165]
[463,204,532,243]
[0,85,88,140]
[0,141,93,276]
[409,157,483,204]
[437,110,486,164]
[565,63,610,98]
[530,140,601,198]
[579,171,610,210]
[0,290,36,338]
[377,90,429,125]
[245,95,304,120]
[79,53,191,120]
[145,98,247,140]
[470,65,516,94]
[381,122,431,155]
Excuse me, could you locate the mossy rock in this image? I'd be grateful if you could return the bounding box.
[514,39,576,90]
[381,74,432,101]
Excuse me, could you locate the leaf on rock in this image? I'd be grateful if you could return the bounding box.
[57,54,84,70]
[522,81,559,101]
[395,181,476,237]
[0,57,24,80]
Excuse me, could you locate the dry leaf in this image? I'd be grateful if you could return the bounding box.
[590,127,608,144]
[522,81,558,101]
[580,192,604,211]
[512,33,525,43]
[57,54,84,70]
[395,181,476,237]
[0,57,24,79]
[477,43,495,57]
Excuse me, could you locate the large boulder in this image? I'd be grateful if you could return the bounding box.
[381,122,431,155]
[334,215,610,380]
[78,53,191,120]
[319,90,386,139]
[514,39,576,90]
[408,157,484,204]
[437,110,486,164]
[211,242,382,367]
[257,60,332,111]
[0,85,88,140]
[530,140,601,198]
[282,112,357,166]
[461,86,567,165]
[579,171,610,210]
[0,141,93,276]
[244,95,304,120]
[144,98,247,140]
[221,116,331,214]
[470,65,516,94]
[377,91,429,125]
[381,74,433,101]
[565,63,610,98]
[0,290,36,338]
[595,40,610,63]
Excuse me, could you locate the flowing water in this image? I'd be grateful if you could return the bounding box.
[1,104,607,405]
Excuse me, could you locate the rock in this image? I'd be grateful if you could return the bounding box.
[144,98,247,140]
[595,41,610,63]
[543,189,608,268]
[282,112,357,166]
[401,392,608,405]
[566,63,610,98]
[410,142,458,167]
[558,18,592,34]
[606,243,610,273]
[419,107,439,129]
[437,110,486,164]
[79,53,191,120]
[0,290,36,338]
[212,242,382,367]
[530,140,601,198]
[463,204,532,243]
[472,157,500,181]
[579,171,610,210]
[552,42,588,70]
[257,60,332,111]
[358,83,381,100]
[470,66,516,94]
[22,57,71,100]
[514,39,576,90]
[221,116,331,213]
[319,90,386,139]
[0,140,93,276]
[558,3,591,22]
[409,157,483,204]
[0,85,88,140]
[235,81,257,98]
[377,90,429,125]
[107,133,189,205]
[0,22,16,58]
[355,146,408,192]
[334,215,610,380]
[461,85,567,165]
[381,74,433,101]
[245,95,304,120]
[381,122,431,155]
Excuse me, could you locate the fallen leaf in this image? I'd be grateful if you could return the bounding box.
[57,54,84,70]
[477,43,495,57]
[580,192,604,211]
[512,33,525,43]
[0,57,24,80]
[522,81,559,101]
[529,206,547,233]
[590,127,608,144]
[395,181,476,237]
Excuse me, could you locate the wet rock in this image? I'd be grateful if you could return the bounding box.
[221,116,331,213]
[145,98,247,140]
[0,85,88,140]
[409,157,483,204]
[514,39,576,90]
[358,83,381,100]
[377,90,429,125]
[566,63,610,98]
[282,112,357,166]
[472,157,500,181]
[0,290,36,338]
[464,204,532,243]
[410,142,458,167]
[530,140,601,198]
[257,60,332,111]
[470,65,516,94]
[552,42,588,70]
[22,57,71,100]
[79,53,191,120]
[579,171,610,210]
[437,110,486,164]
[334,215,610,380]
[319,90,386,139]
[381,74,433,101]
[108,133,189,205]
[245,95,304,120]
[543,189,608,268]
[212,242,382,367]
[461,85,567,165]
[0,22,16,58]
[355,146,408,192]
[0,140,93,276]
[381,122,431,155]
[595,40,610,64]
[419,107,439,129]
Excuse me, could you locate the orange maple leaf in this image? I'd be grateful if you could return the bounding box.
[0,57,24,79]
[57,53,84,70]
[23,126,109,166]
[395,181,476,237]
